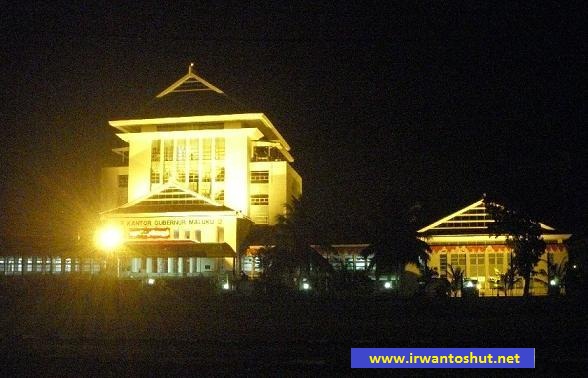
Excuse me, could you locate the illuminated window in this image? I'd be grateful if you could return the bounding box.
[215,190,225,202]
[470,252,485,279]
[177,140,186,161]
[151,140,161,161]
[251,194,269,205]
[164,140,174,161]
[190,139,199,160]
[215,138,225,160]
[251,171,269,183]
[201,163,211,183]
[151,163,161,184]
[439,254,447,276]
[65,258,72,273]
[216,167,225,182]
[177,169,186,183]
[194,230,201,242]
[450,253,466,271]
[118,175,128,188]
[489,252,506,276]
[202,139,211,160]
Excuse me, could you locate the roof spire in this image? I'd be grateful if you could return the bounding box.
[156,63,224,98]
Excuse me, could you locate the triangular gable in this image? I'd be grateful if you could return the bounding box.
[418,199,557,235]
[101,181,233,215]
[156,63,223,98]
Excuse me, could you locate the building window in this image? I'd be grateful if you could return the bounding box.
[215,138,225,160]
[251,171,269,183]
[190,139,199,160]
[251,194,269,205]
[470,252,485,280]
[194,230,201,242]
[449,253,466,272]
[164,140,174,161]
[151,140,161,161]
[439,253,447,277]
[118,175,128,188]
[488,252,505,277]
[177,140,186,161]
[215,190,225,202]
[216,167,225,182]
[151,163,161,184]
[202,139,211,160]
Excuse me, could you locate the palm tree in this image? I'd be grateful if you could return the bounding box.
[447,264,464,297]
[499,266,522,296]
[535,258,568,296]
[485,196,546,296]
[361,213,431,290]
[260,195,333,290]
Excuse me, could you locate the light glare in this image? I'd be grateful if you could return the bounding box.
[95,225,123,251]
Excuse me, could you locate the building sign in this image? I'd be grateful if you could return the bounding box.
[129,228,170,239]
[120,217,224,228]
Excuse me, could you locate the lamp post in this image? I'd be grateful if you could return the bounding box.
[95,225,124,277]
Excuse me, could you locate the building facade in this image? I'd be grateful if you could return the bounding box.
[418,199,571,296]
[99,64,302,279]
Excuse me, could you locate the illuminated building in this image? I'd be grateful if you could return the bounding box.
[99,64,302,279]
[418,199,571,296]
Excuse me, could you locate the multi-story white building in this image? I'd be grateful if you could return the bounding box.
[99,64,302,279]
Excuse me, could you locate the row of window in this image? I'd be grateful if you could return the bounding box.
[0,257,101,274]
[439,252,515,277]
[151,138,225,162]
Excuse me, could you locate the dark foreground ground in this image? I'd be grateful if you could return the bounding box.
[1,277,587,376]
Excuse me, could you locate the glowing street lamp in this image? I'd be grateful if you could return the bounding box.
[95,225,124,252]
[95,225,124,277]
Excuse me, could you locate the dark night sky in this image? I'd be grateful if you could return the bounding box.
[1,2,586,243]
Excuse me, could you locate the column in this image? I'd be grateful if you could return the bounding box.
[146,257,153,274]
[178,257,184,275]
[189,257,196,274]
[168,257,175,274]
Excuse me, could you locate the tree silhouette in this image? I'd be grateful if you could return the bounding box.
[258,195,332,290]
[485,197,546,297]
[535,258,568,296]
[447,264,464,297]
[361,205,431,287]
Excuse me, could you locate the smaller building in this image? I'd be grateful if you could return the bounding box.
[418,199,571,296]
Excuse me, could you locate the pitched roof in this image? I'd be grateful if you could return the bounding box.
[112,64,260,119]
[101,182,234,215]
[418,199,564,237]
